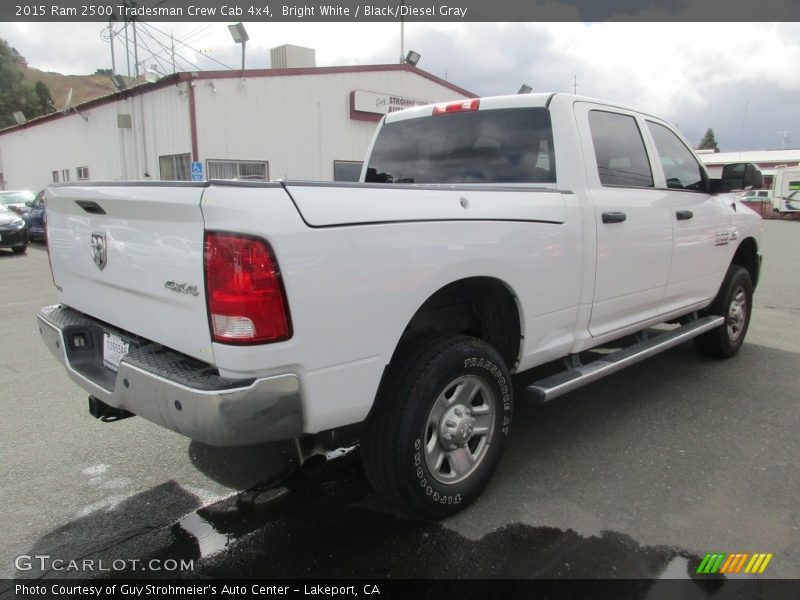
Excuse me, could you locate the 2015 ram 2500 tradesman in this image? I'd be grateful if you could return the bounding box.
[38,93,763,518]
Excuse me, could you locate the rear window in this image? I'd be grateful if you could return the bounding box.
[365,107,556,185]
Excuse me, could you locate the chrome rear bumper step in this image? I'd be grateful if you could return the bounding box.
[526,315,725,404]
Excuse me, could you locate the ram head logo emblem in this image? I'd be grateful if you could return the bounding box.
[90,232,107,270]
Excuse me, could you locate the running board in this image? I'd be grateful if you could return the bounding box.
[526,315,725,404]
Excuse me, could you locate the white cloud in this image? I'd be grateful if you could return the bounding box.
[1,21,797,150]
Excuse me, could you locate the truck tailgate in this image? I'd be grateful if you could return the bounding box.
[46,184,213,363]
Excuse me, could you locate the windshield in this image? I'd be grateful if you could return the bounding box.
[0,191,35,204]
[365,107,556,185]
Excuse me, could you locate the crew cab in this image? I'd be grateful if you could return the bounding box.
[37,93,763,518]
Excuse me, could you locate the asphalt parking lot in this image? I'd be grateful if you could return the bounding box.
[1,220,798,582]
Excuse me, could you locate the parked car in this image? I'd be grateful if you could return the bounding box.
[0,204,29,254]
[0,190,36,215]
[24,190,47,242]
[738,190,771,202]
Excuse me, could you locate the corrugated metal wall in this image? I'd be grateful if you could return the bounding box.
[0,69,466,189]
[0,85,191,190]
[194,69,467,181]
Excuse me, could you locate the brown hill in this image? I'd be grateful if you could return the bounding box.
[22,68,119,109]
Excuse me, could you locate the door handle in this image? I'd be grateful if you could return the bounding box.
[676,210,694,220]
[601,211,627,224]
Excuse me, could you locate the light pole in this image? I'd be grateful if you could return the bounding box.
[228,23,249,79]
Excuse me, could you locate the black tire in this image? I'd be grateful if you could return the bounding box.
[12,245,27,255]
[694,266,753,358]
[361,334,513,519]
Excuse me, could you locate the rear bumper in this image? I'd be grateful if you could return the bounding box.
[37,305,304,446]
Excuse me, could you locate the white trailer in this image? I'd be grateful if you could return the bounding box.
[772,166,800,212]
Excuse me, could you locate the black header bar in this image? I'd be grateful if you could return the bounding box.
[4,0,800,22]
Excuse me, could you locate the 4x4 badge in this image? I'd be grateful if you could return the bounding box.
[90,233,107,270]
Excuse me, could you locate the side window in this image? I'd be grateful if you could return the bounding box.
[647,121,707,191]
[588,110,653,188]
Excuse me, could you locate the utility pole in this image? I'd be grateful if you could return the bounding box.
[573,74,577,94]
[399,0,405,63]
[170,31,176,73]
[132,19,139,78]
[124,20,131,77]
[738,100,748,156]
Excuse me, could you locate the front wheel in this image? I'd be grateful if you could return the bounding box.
[361,335,513,519]
[12,244,27,255]
[695,265,753,358]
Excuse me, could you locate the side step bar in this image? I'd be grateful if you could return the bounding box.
[526,315,725,404]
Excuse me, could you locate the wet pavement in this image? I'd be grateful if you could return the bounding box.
[2,221,799,588]
[12,447,711,580]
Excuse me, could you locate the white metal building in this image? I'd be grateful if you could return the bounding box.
[0,60,473,190]
[698,149,800,187]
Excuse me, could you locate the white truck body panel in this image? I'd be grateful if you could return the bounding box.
[46,184,213,362]
[39,92,764,442]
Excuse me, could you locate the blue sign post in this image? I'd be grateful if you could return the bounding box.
[191,161,203,181]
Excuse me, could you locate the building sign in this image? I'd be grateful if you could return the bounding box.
[352,90,429,116]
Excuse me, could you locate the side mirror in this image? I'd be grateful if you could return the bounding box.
[718,163,763,193]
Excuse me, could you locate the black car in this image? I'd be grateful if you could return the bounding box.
[0,204,29,254]
[24,190,47,242]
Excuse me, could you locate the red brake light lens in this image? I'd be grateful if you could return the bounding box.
[204,232,292,344]
[432,98,480,116]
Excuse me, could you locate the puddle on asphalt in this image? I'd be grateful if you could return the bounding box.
[162,445,728,583]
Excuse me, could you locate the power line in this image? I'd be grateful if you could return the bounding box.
[136,23,204,72]
[142,21,235,70]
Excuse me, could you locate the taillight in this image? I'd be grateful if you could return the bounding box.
[432,98,480,116]
[204,232,292,344]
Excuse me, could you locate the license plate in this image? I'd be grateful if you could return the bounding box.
[103,332,131,372]
[0,234,3,241]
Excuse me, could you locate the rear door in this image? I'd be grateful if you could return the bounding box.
[46,184,213,362]
[574,103,673,338]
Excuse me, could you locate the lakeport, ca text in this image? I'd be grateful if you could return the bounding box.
[15,584,381,597]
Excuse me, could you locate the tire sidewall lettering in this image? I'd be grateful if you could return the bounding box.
[410,351,513,507]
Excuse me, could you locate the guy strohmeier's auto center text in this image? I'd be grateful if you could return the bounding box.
[15,3,469,19]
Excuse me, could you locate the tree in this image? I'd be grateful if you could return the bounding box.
[34,81,55,115]
[0,38,55,127]
[698,128,720,152]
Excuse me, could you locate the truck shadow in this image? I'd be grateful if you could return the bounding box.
[187,439,298,489]
[12,341,797,583]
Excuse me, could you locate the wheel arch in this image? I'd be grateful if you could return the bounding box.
[389,276,523,371]
[731,237,760,289]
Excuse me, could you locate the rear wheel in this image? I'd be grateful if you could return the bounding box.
[695,266,753,358]
[361,335,513,519]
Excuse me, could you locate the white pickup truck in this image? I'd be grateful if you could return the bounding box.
[38,93,763,518]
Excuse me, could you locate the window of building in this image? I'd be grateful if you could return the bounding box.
[646,121,707,191]
[333,161,363,182]
[61,169,70,182]
[52,171,59,183]
[207,160,268,180]
[77,166,90,181]
[588,111,653,188]
[159,153,191,181]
